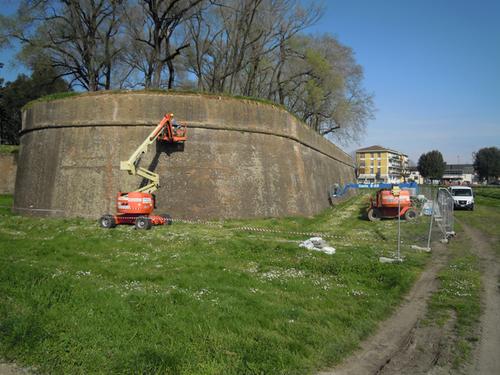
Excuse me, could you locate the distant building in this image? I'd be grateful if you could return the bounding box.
[408,166,424,184]
[442,164,476,184]
[356,145,409,184]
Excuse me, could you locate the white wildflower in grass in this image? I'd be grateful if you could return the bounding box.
[162,284,188,296]
[245,262,259,273]
[193,288,210,301]
[348,289,366,297]
[123,280,143,292]
[52,269,66,278]
[75,270,91,278]
[260,268,305,281]
[312,276,332,290]
[448,278,475,297]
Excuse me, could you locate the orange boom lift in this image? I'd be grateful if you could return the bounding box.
[99,113,187,230]
[367,188,417,221]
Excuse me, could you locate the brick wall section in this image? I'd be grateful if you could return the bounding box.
[0,153,17,194]
[15,92,355,219]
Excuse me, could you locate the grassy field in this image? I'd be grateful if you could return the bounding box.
[466,187,500,252]
[474,186,500,202]
[426,221,481,368]
[0,193,432,374]
[424,186,500,368]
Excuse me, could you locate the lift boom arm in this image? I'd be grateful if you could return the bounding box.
[119,113,186,194]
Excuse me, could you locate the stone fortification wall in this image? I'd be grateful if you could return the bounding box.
[0,153,17,194]
[15,92,355,219]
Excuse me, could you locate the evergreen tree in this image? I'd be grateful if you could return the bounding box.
[417,150,446,181]
[0,60,69,144]
[473,147,500,182]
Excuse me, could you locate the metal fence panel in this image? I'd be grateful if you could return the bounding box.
[418,185,455,248]
[436,187,455,238]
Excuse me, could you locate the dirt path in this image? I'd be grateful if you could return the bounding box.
[462,223,500,375]
[318,243,449,375]
[320,221,500,375]
[0,363,33,375]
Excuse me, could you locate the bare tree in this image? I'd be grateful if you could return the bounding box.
[183,1,373,144]
[123,0,204,89]
[0,0,374,144]
[1,0,125,91]
[275,34,374,144]
[186,0,265,93]
[185,0,321,95]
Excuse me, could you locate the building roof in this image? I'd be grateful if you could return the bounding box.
[356,145,407,156]
[444,164,475,173]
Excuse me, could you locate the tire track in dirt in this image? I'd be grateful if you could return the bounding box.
[461,222,500,375]
[0,363,33,375]
[318,242,448,375]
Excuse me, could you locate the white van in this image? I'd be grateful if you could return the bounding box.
[449,186,474,211]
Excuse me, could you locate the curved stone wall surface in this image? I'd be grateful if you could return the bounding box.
[0,153,17,194]
[15,92,355,219]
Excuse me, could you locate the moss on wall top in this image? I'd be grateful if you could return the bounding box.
[23,89,288,113]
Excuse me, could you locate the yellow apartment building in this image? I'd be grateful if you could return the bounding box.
[356,145,409,183]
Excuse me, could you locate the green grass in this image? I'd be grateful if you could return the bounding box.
[0,194,431,374]
[0,145,19,154]
[424,188,500,368]
[474,186,500,200]
[464,187,500,249]
[426,221,481,368]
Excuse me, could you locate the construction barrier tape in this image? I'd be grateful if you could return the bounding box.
[2,205,347,240]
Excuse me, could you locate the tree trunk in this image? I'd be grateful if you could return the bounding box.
[167,59,175,89]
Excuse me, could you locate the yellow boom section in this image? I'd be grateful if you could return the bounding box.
[119,114,174,194]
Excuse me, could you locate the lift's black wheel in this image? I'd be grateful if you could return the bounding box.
[99,214,116,229]
[160,213,173,225]
[367,208,381,221]
[404,208,418,221]
[135,216,152,230]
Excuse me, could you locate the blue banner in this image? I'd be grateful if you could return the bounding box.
[332,182,419,197]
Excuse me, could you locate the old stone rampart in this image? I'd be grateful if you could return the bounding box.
[15,92,355,219]
[0,153,17,194]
